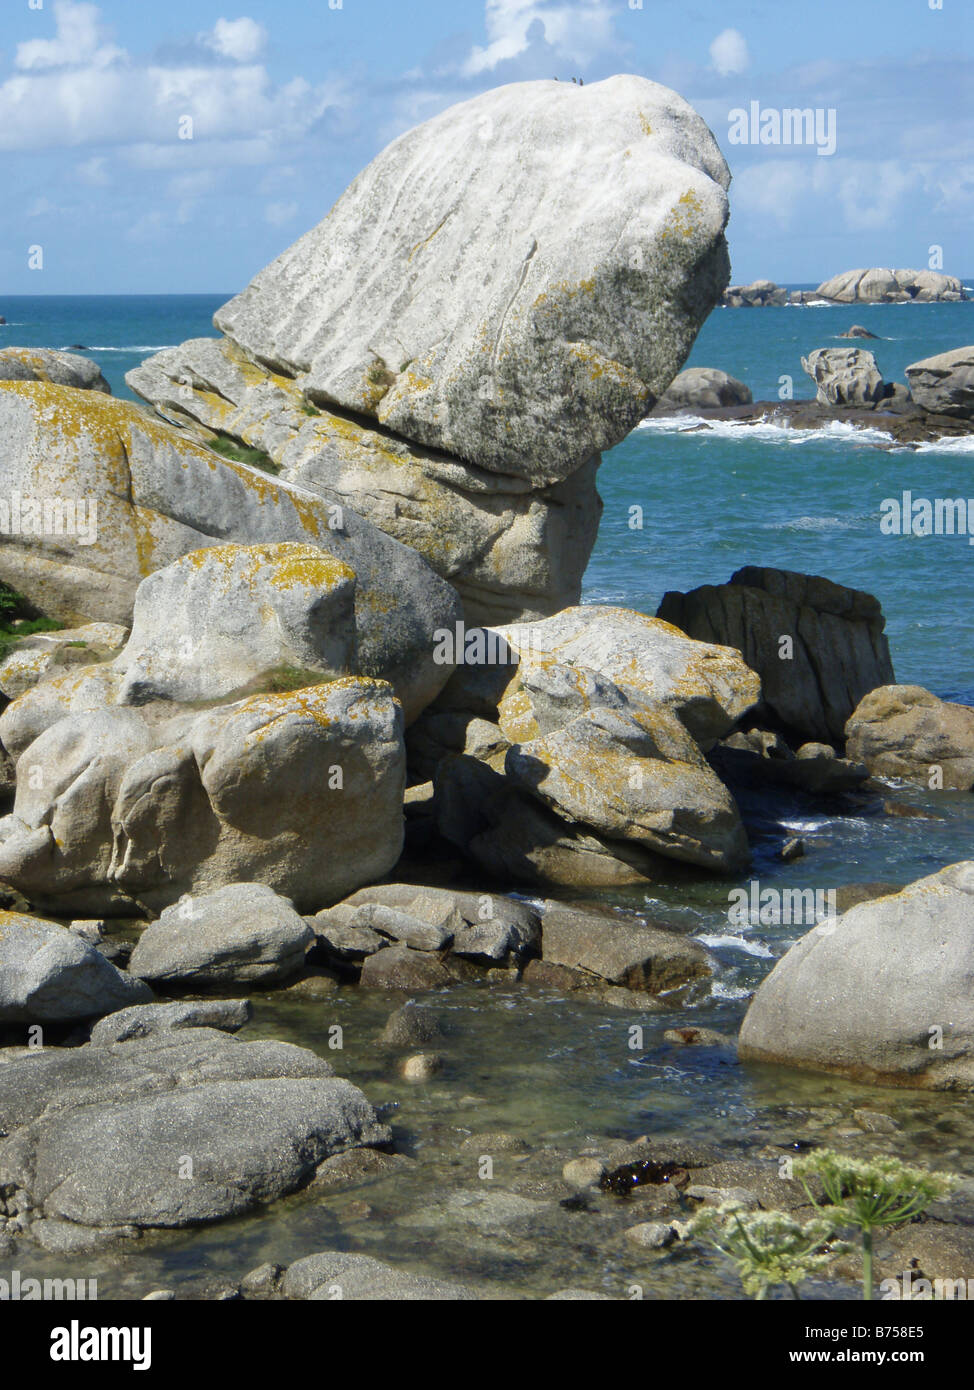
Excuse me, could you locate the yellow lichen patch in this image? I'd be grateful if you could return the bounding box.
[176,542,354,595]
[637,112,653,136]
[236,676,394,745]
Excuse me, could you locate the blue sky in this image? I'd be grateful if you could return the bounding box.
[1,0,971,293]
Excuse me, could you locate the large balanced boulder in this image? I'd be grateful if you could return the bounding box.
[0,347,110,393]
[816,268,966,303]
[738,864,974,1089]
[0,909,151,1024]
[658,568,895,744]
[129,77,731,623]
[0,381,461,722]
[800,347,886,407]
[904,347,974,419]
[213,76,730,482]
[0,1027,388,1237]
[128,883,314,987]
[845,685,974,790]
[655,366,752,410]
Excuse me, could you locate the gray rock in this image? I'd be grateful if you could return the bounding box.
[817,268,965,304]
[541,902,712,994]
[381,1000,445,1046]
[358,945,452,991]
[721,280,788,307]
[214,75,730,483]
[401,1052,444,1081]
[0,909,151,1024]
[0,347,110,393]
[90,998,252,1045]
[738,862,974,1089]
[625,1221,676,1249]
[845,685,974,790]
[0,624,128,700]
[659,567,895,744]
[0,1028,388,1235]
[801,347,886,407]
[655,366,752,410]
[904,346,974,419]
[128,883,314,986]
[563,1157,607,1189]
[282,1251,476,1301]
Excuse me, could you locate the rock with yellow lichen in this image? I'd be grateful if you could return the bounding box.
[0,622,128,700]
[738,863,974,1089]
[129,335,602,626]
[112,543,356,706]
[0,379,461,723]
[415,606,759,884]
[0,347,110,394]
[212,76,729,483]
[0,676,404,915]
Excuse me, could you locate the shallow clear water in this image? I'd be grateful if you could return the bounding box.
[3,293,973,1299]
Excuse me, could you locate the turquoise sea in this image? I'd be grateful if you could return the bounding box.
[3,291,974,1298]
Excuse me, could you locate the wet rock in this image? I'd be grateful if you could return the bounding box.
[520,958,594,991]
[282,1251,477,1301]
[540,903,712,994]
[562,1157,607,1189]
[663,1026,735,1048]
[845,685,974,791]
[311,1148,412,1188]
[781,837,804,863]
[685,1185,760,1209]
[381,1000,445,1046]
[625,1221,676,1249]
[853,1108,899,1134]
[546,1288,614,1300]
[90,998,252,1045]
[358,945,452,991]
[401,1052,444,1081]
[239,1263,283,1296]
[128,883,314,987]
[0,1028,388,1238]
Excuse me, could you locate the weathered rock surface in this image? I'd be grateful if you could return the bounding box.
[281,1251,476,1301]
[0,1028,388,1235]
[113,543,357,705]
[213,76,730,482]
[0,624,128,700]
[738,863,974,1089]
[816,268,966,304]
[845,685,974,790]
[540,902,712,993]
[0,908,151,1024]
[801,347,886,407]
[655,366,752,410]
[658,568,894,744]
[904,347,974,419]
[127,337,603,627]
[128,883,314,986]
[0,674,405,915]
[721,280,789,308]
[0,347,110,393]
[0,381,461,722]
[89,998,252,1045]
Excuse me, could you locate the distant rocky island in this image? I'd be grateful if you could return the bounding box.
[722,267,967,306]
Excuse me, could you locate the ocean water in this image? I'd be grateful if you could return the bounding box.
[3,291,974,1298]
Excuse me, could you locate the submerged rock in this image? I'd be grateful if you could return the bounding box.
[281,1251,476,1301]
[0,1028,388,1237]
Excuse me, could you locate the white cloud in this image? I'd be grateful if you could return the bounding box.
[463,0,618,75]
[265,200,299,226]
[709,29,750,78]
[201,17,268,64]
[16,0,124,71]
[77,154,110,185]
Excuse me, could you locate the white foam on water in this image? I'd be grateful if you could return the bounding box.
[696,933,774,958]
[59,344,177,353]
[709,980,753,1001]
[914,434,974,455]
[636,414,895,448]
